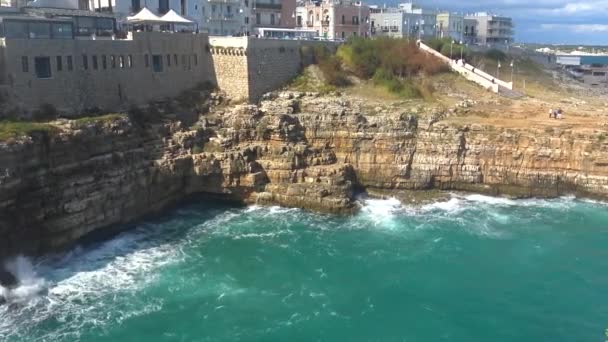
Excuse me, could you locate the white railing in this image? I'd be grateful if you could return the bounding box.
[417,40,512,93]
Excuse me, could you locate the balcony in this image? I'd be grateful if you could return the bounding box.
[254,2,282,10]
[306,21,314,27]
[207,0,242,3]
[207,13,237,21]
[381,26,389,32]
[321,20,330,26]
[390,26,399,32]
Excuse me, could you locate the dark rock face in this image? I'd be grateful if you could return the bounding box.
[2,91,608,259]
[0,268,17,289]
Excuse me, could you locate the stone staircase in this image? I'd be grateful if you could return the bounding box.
[418,41,524,98]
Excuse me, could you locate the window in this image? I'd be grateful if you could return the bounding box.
[119,55,125,68]
[131,0,141,12]
[82,54,88,70]
[152,55,163,72]
[67,56,73,71]
[5,21,28,39]
[188,55,192,70]
[159,0,169,14]
[341,31,345,38]
[51,23,73,39]
[167,54,171,66]
[245,0,248,6]
[341,15,345,24]
[102,55,107,69]
[128,55,133,68]
[182,55,186,69]
[193,54,198,66]
[245,16,249,24]
[144,54,149,67]
[227,5,231,13]
[211,4,216,13]
[174,54,178,66]
[56,56,62,71]
[111,55,116,68]
[21,56,28,72]
[92,55,98,70]
[34,57,52,79]
[181,0,186,15]
[256,13,261,25]
[29,22,51,39]
[270,13,275,25]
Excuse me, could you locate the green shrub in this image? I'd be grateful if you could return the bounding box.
[484,49,507,61]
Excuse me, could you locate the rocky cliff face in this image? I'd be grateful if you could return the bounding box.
[2,91,608,259]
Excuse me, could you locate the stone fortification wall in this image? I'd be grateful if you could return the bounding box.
[209,37,337,102]
[209,42,249,102]
[0,32,215,116]
[0,34,336,117]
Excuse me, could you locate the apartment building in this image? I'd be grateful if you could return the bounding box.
[397,2,435,39]
[463,18,477,44]
[436,12,463,42]
[369,8,421,39]
[252,0,296,29]
[465,12,513,45]
[297,0,370,40]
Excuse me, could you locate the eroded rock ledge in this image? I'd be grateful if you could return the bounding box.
[2,91,608,258]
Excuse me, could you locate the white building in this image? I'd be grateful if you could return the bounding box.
[398,2,436,39]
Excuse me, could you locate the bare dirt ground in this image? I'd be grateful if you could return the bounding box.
[336,63,608,136]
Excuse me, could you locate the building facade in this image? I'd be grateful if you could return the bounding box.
[297,0,370,40]
[463,18,477,44]
[398,2,436,39]
[370,9,420,39]
[252,0,296,30]
[92,0,296,36]
[465,12,513,45]
[436,12,463,42]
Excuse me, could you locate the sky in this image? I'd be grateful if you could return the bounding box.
[372,0,608,45]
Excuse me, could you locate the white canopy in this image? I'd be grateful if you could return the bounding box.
[160,9,194,24]
[127,7,163,23]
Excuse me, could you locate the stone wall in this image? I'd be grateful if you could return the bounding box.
[208,37,337,102]
[0,34,336,117]
[210,47,249,102]
[0,32,215,116]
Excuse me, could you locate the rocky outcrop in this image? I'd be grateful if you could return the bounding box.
[2,91,608,259]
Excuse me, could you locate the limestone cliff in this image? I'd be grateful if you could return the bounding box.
[2,91,608,259]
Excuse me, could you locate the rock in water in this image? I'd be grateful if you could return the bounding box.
[0,268,18,288]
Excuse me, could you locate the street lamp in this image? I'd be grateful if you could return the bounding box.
[459,40,463,61]
[450,39,454,59]
[510,60,514,83]
[497,60,501,78]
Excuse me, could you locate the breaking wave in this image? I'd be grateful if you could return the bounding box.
[0,194,606,341]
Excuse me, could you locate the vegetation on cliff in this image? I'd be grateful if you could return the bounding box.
[305,37,448,99]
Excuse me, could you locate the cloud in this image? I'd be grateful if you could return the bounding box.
[540,23,608,32]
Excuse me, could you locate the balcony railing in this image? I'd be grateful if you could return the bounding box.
[321,20,330,26]
[207,0,241,3]
[254,2,282,10]
[207,14,237,21]
[389,26,399,32]
[306,21,314,27]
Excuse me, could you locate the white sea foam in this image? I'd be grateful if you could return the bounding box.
[420,197,463,213]
[0,226,185,341]
[0,256,48,304]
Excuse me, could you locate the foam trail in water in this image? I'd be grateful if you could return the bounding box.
[1,256,47,304]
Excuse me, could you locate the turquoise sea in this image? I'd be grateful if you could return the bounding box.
[1,194,608,341]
